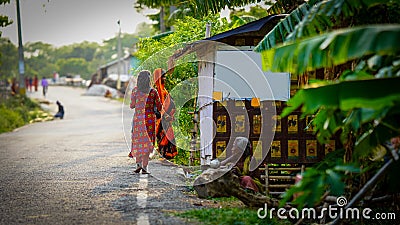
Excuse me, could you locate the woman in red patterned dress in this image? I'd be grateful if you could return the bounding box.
[130,70,162,174]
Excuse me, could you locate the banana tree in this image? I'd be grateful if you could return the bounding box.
[135,0,186,32]
[254,0,400,210]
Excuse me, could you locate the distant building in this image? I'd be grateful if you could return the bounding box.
[90,55,140,92]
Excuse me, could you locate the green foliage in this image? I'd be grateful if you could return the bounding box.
[176,207,291,225]
[171,101,201,166]
[255,3,311,52]
[24,42,57,78]
[1,30,146,81]
[56,57,90,78]
[135,0,180,8]
[101,33,141,60]
[267,0,306,14]
[135,14,233,64]
[259,0,400,161]
[136,0,272,32]
[0,38,18,79]
[0,105,24,133]
[284,0,392,42]
[255,0,400,52]
[229,5,268,27]
[0,0,11,29]
[0,15,12,29]
[282,75,400,157]
[259,25,400,74]
[255,0,400,211]
[0,95,48,133]
[282,76,400,117]
[135,22,157,38]
[189,0,257,17]
[51,42,105,79]
[135,0,194,32]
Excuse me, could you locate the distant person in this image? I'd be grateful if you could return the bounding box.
[11,78,18,96]
[52,72,58,84]
[104,89,112,98]
[25,77,30,92]
[29,77,33,92]
[34,75,38,92]
[54,101,64,119]
[129,70,162,174]
[41,77,48,97]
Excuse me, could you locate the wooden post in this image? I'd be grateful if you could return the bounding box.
[197,45,215,169]
[197,23,215,169]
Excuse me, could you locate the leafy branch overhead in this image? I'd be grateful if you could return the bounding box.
[255,0,397,52]
[282,76,400,145]
[0,0,12,35]
[260,25,400,74]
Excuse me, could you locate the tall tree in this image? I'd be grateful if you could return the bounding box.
[56,58,90,78]
[0,0,14,80]
[0,38,17,79]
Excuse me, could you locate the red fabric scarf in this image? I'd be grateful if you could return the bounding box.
[153,68,178,159]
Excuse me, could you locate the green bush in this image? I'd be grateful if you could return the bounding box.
[0,95,47,133]
[176,207,292,225]
[0,106,25,133]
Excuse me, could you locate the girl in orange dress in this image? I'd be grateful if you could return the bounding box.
[153,68,178,159]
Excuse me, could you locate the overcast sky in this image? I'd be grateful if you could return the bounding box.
[0,0,154,47]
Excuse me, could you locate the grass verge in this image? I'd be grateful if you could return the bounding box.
[0,95,53,133]
[174,196,291,225]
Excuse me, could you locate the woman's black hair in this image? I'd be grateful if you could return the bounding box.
[137,70,151,93]
[161,69,166,77]
[242,142,252,160]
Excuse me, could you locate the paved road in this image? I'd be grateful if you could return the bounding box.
[0,86,208,225]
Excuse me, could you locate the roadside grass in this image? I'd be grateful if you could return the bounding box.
[175,196,291,225]
[176,207,291,225]
[0,95,53,133]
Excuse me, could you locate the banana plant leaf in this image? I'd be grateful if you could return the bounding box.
[285,0,390,42]
[255,0,392,52]
[282,76,400,117]
[254,3,310,51]
[136,0,181,7]
[260,25,400,74]
[189,0,256,16]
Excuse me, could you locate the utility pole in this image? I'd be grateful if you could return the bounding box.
[116,20,122,90]
[16,0,25,95]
